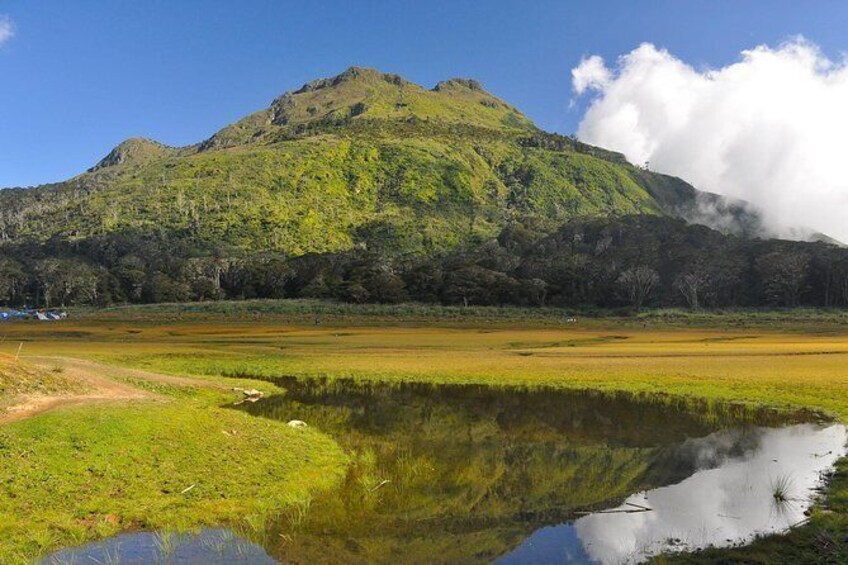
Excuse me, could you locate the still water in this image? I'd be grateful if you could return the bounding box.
[41,529,275,564]
[500,424,844,563]
[44,379,845,564]
[243,379,845,564]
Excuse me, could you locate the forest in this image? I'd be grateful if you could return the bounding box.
[0,215,846,310]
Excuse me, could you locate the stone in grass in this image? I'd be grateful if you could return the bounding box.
[287,420,308,429]
[232,388,264,405]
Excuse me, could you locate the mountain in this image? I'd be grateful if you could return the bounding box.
[0,66,775,258]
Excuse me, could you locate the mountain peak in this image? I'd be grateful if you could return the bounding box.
[197,67,536,152]
[255,66,536,134]
[294,66,410,94]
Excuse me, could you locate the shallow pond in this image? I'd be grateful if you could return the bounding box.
[237,379,845,564]
[45,379,846,564]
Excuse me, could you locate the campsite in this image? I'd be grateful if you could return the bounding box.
[0,309,67,322]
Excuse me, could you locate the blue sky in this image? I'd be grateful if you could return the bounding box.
[2,0,848,187]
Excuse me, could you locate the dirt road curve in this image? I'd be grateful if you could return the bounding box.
[0,357,206,425]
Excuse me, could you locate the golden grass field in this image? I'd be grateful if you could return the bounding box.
[1,307,848,562]
[4,319,848,418]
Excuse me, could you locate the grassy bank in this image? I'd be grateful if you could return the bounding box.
[0,370,348,563]
[0,356,84,412]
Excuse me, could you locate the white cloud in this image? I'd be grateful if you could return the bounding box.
[0,15,14,47]
[572,55,610,94]
[572,39,848,242]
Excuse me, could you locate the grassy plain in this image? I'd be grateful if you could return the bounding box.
[1,301,847,562]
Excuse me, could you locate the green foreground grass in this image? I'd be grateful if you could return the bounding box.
[0,375,348,563]
[2,301,848,562]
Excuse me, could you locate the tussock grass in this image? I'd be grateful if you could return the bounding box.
[772,474,795,504]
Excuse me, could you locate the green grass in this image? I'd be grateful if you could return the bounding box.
[0,378,348,563]
[772,474,794,503]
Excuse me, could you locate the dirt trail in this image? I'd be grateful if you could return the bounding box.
[0,357,214,425]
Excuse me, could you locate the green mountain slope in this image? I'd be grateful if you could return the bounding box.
[0,66,738,256]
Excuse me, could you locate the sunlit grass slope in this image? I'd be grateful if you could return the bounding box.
[0,67,703,257]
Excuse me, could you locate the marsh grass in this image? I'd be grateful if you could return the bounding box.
[772,474,795,504]
[283,501,311,531]
[44,556,79,565]
[103,543,122,565]
[199,529,236,558]
[152,531,176,560]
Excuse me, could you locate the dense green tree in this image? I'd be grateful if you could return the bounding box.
[142,272,191,303]
[0,213,846,311]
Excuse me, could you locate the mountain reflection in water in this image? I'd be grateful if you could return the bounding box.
[234,378,844,564]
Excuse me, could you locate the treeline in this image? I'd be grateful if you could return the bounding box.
[0,215,846,309]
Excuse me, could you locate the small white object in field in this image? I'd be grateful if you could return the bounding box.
[287,420,308,429]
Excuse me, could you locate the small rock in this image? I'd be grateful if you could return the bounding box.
[287,420,307,429]
[232,388,264,405]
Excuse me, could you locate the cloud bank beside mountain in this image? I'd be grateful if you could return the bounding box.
[572,39,848,242]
